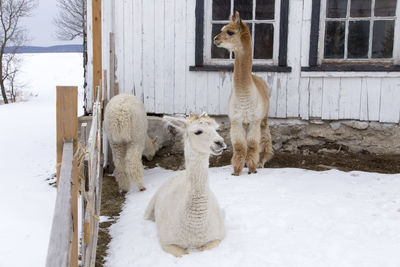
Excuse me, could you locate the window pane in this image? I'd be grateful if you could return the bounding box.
[324,21,345,58]
[348,21,370,58]
[234,0,253,20]
[375,0,397,16]
[211,24,230,59]
[326,0,348,18]
[254,23,274,59]
[256,0,275,20]
[213,0,231,20]
[372,20,394,58]
[350,0,371,17]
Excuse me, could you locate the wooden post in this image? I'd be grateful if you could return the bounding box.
[93,0,102,101]
[56,86,78,267]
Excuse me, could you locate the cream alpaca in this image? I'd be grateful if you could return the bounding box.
[214,11,273,175]
[104,94,159,191]
[144,114,226,257]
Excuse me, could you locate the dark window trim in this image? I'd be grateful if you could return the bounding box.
[302,65,400,72]
[191,0,291,72]
[190,65,292,72]
[309,0,321,67]
[308,0,400,71]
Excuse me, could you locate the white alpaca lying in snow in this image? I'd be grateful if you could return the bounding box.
[144,114,227,257]
[104,94,159,192]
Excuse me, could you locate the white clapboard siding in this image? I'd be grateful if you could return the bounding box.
[185,0,197,114]
[133,0,143,101]
[123,0,134,95]
[155,0,166,114]
[114,0,124,92]
[219,72,233,114]
[300,0,312,67]
[380,78,400,123]
[163,0,175,115]
[195,72,208,114]
[174,0,187,114]
[85,0,400,124]
[101,0,112,100]
[268,72,278,117]
[359,78,369,121]
[276,73,288,118]
[365,78,382,121]
[339,78,362,120]
[299,77,310,120]
[143,0,155,112]
[286,0,303,118]
[321,78,340,120]
[207,73,221,114]
[309,78,323,118]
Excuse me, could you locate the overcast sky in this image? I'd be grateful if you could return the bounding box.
[21,0,82,47]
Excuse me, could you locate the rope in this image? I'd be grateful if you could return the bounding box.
[74,141,100,223]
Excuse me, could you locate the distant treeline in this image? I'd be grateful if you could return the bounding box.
[4,45,83,53]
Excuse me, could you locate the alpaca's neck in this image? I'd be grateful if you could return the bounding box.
[233,34,253,91]
[184,145,210,196]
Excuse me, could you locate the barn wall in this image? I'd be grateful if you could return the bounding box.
[86,0,400,123]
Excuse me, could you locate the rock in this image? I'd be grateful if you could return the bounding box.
[342,121,369,130]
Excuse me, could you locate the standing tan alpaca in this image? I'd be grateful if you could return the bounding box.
[214,11,273,175]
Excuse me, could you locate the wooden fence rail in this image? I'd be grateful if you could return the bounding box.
[46,85,104,267]
[45,141,75,267]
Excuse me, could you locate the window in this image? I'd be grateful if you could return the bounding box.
[305,0,400,71]
[190,0,291,72]
[208,0,277,63]
[321,0,397,61]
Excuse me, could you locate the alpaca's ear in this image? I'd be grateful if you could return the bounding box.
[163,116,187,132]
[230,11,242,29]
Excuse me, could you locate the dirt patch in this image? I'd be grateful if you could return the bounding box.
[95,149,400,266]
[95,176,126,267]
[145,145,400,174]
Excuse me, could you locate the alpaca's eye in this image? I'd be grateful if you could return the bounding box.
[194,130,203,135]
[227,31,234,36]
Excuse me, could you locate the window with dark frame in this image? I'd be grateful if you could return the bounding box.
[190,0,291,72]
[323,0,396,60]
[211,0,276,61]
[305,0,400,71]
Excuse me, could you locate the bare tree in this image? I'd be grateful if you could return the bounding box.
[54,0,84,41]
[0,0,36,104]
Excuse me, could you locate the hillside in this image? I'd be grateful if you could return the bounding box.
[4,44,83,53]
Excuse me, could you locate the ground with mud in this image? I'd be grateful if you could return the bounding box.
[95,150,400,266]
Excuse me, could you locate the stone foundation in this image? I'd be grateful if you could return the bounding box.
[148,116,400,155]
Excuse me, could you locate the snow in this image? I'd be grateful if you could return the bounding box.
[106,167,400,267]
[0,53,84,267]
[1,53,400,267]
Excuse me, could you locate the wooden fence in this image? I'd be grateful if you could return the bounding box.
[46,86,104,267]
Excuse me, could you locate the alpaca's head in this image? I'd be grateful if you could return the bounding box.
[143,136,159,161]
[164,114,227,156]
[213,11,251,52]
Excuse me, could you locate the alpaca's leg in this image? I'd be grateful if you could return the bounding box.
[246,120,261,174]
[125,143,146,191]
[230,121,247,176]
[258,117,274,168]
[110,143,130,191]
[162,244,188,257]
[198,240,221,251]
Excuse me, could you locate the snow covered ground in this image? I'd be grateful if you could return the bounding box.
[0,53,84,267]
[106,166,400,267]
[1,53,400,267]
